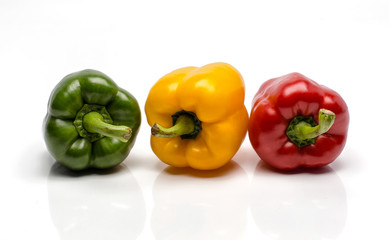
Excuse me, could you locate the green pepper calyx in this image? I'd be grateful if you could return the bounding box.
[74,104,131,142]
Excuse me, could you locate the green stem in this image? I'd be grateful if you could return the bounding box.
[295,109,335,139]
[83,112,132,142]
[286,108,335,147]
[151,114,195,138]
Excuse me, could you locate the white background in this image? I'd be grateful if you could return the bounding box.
[1,0,388,239]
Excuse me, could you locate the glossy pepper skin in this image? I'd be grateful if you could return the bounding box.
[145,62,249,170]
[248,72,349,170]
[43,70,141,170]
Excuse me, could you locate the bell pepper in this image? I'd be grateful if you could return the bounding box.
[43,69,141,170]
[248,72,349,170]
[145,62,249,170]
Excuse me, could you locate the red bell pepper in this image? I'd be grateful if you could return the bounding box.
[248,72,349,170]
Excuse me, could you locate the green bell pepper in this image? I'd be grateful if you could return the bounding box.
[43,69,141,170]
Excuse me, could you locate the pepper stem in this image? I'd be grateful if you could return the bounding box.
[152,114,195,138]
[286,109,335,147]
[83,112,132,142]
[295,109,335,139]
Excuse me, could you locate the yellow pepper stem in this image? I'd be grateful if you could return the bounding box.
[151,114,195,138]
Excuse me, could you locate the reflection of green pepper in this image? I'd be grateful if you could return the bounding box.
[43,69,141,170]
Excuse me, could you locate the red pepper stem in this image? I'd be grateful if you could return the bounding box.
[293,109,335,140]
[152,114,195,138]
[83,112,132,142]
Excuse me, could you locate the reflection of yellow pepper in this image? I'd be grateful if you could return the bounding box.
[145,62,248,170]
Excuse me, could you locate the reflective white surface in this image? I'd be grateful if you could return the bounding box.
[251,163,347,240]
[48,164,146,240]
[1,0,389,239]
[151,162,249,240]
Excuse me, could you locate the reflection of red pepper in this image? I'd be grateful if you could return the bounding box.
[248,72,349,170]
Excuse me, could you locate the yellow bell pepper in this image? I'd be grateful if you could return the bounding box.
[145,62,248,170]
